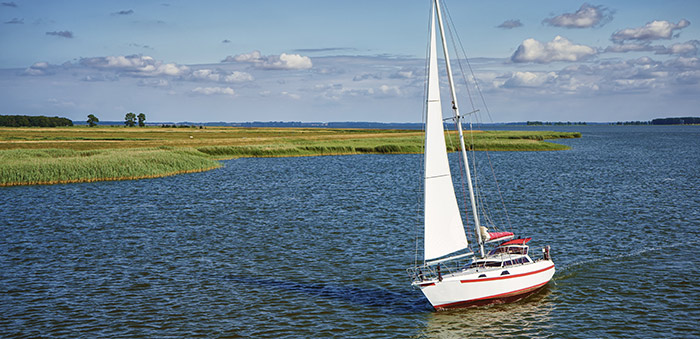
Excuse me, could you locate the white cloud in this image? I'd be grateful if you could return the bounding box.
[389,69,416,79]
[313,83,376,101]
[281,91,301,100]
[543,3,614,28]
[191,86,235,96]
[80,55,189,77]
[266,53,312,70]
[494,52,700,94]
[378,85,402,96]
[612,19,690,42]
[605,39,698,56]
[137,79,170,87]
[311,82,406,100]
[502,71,558,88]
[192,69,219,81]
[664,56,699,69]
[657,40,699,56]
[155,62,188,76]
[23,61,51,75]
[604,43,655,53]
[191,69,254,83]
[224,71,254,82]
[226,50,263,63]
[559,76,600,92]
[222,50,312,70]
[676,70,700,84]
[630,56,660,66]
[81,74,118,82]
[511,36,596,63]
[573,56,700,93]
[613,78,659,91]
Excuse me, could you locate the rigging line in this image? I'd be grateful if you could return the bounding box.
[435,5,474,250]
[443,2,512,232]
[452,128,474,247]
[441,1,489,232]
[463,83,511,231]
[415,1,433,267]
[441,0,476,113]
[443,0,513,232]
[439,0,475,248]
[442,113,473,246]
[469,113,513,231]
[485,150,513,231]
[443,0,494,124]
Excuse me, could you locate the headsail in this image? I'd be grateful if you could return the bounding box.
[423,3,469,262]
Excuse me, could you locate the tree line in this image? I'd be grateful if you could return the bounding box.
[0,115,73,127]
[85,112,147,127]
[651,117,700,125]
[526,121,587,126]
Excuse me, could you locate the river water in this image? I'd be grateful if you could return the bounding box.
[1,125,699,338]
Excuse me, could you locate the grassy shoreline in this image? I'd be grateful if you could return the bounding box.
[0,147,222,187]
[0,126,580,186]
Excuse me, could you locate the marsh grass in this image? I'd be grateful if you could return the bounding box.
[0,126,580,186]
[0,147,220,186]
[195,130,579,158]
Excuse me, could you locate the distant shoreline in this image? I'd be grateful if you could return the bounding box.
[3,114,699,129]
[68,119,700,128]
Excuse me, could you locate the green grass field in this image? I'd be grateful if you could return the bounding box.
[0,126,580,186]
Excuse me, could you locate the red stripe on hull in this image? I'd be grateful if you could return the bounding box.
[460,264,555,283]
[434,280,550,310]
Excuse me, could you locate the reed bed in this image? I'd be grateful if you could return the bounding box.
[196,130,579,158]
[0,147,220,186]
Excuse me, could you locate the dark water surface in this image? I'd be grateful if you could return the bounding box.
[1,125,699,338]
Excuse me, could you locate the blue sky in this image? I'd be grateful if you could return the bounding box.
[1,0,699,123]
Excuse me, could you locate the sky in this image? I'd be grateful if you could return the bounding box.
[1,0,699,123]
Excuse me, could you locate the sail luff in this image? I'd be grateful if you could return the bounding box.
[423,1,469,262]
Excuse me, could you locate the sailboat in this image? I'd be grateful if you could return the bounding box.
[408,0,555,310]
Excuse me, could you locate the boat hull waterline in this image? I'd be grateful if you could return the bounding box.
[416,260,555,309]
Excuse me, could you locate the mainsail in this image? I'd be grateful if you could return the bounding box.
[423,5,469,262]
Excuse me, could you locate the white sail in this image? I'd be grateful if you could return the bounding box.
[423,3,469,262]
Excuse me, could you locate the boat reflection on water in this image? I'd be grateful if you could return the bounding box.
[419,286,554,338]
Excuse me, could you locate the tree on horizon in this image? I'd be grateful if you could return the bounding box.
[87,114,99,127]
[137,113,146,127]
[125,112,136,127]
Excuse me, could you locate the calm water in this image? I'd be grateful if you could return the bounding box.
[1,125,699,338]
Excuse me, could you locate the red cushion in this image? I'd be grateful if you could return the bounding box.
[488,231,514,240]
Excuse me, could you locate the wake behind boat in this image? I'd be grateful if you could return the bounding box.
[408,0,555,310]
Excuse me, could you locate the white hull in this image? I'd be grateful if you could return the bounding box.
[416,260,555,309]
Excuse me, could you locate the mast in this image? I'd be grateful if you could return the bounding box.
[433,0,485,257]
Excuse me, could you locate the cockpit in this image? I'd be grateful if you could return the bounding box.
[464,237,534,270]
